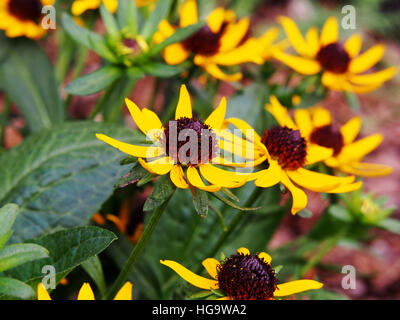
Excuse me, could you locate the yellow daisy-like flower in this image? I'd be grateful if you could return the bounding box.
[71,0,157,15]
[273,16,397,93]
[161,247,323,300]
[96,85,261,192]
[225,96,362,214]
[37,282,133,300]
[0,0,55,39]
[153,0,280,81]
[293,106,393,177]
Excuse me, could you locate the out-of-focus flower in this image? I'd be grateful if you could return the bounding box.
[0,0,54,38]
[274,16,397,93]
[71,0,156,15]
[226,96,362,214]
[37,282,133,300]
[291,106,393,177]
[96,85,261,192]
[153,0,280,81]
[161,247,323,300]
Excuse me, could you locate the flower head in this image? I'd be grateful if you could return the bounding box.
[225,96,362,214]
[71,0,156,15]
[0,0,54,38]
[160,247,323,300]
[273,16,397,93]
[293,106,393,177]
[153,0,280,81]
[96,85,259,192]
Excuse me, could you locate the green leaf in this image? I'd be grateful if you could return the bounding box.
[81,255,106,298]
[377,218,400,235]
[140,0,173,40]
[61,13,118,62]
[328,204,352,222]
[193,189,208,218]
[0,277,35,300]
[65,65,123,96]
[0,243,49,272]
[143,175,176,212]
[4,226,116,287]
[298,208,313,218]
[140,62,184,78]
[0,204,19,251]
[117,0,138,36]
[0,121,145,242]
[114,162,150,188]
[100,3,120,38]
[211,192,260,211]
[0,38,64,132]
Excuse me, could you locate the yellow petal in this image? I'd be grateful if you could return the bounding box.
[340,116,362,145]
[202,63,242,81]
[37,283,52,300]
[138,157,174,175]
[344,33,362,58]
[170,165,189,189]
[280,172,308,215]
[294,109,313,138]
[77,283,95,300]
[206,7,226,33]
[277,16,311,57]
[339,162,393,177]
[265,96,297,129]
[258,252,272,264]
[321,71,346,91]
[186,166,221,192]
[175,84,192,119]
[305,26,319,57]
[311,107,332,127]
[124,98,150,135]
[199,164,247,188]
[103,0,118,13]
[306,144,334,165]
[163,43,190,65]
[349,44,386,74]
[348,67,397,85]
[222,118,262,143]
[320,17,338,46]
[339,133,383,163]
[113,282,133,300]
[96,134,164,158]
[274,280,323,297]
[158,19,175,38]
[323,181,363,193]
[237,247,250,255]
[205,97,226,129]
[254,161,282,188]
[142,108,163,131]
[202,258,221,279]
[160,260,219,290]
[217,296,230,300]
[272,49,322,75]
[71,0,100,15]
[219,18,250,52]
[179,0,198,27]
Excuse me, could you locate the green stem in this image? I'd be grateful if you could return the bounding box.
[106,192,175,299]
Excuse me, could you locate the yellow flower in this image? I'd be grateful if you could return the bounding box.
[37,282,133,300]
[71,0,156,16]
[226,96,362,214]
[160,247,323,300]
[273,16,397,93]
[153,0,280,81]
[293,106,393,177]
[96,85,260,192]
[0,0,54,39]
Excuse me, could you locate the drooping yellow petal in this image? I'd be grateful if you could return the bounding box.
[320,17,338,46]
[349,44,386,74]
[348,67,397,85]
[339,133,383,162]
[77,283,95,300]
[186,166,221,192]
[272,49,322,75]
[160,260,219,290]
[254,160,282,188]
[344,33,362,58]
[321,71,346,91]
[37,283,52,300]
[175,85,193,120]
[205,97,226,129]
[274,280,323,297]
[113,282,133,300]
[163,43,190,65]
[339,162,393,177]
[265,96,297,129]
[237,247,250,255]
[206,7,225,33]
[323,181,363,193]
[277,16,312,57]
[202,63,242,81]
[305,144,333,165]
[202,258,221,280]
[294,109,313,138]
[96,134,164,158]
[280,172,308,215]
[258,252,272,264]
[340,116,362,145]
[199,164,247,188]
[179,0,198,27]
[138,157,174,175]
[170,165,189,189]
[219,18,250,52]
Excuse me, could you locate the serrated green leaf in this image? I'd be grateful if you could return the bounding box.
[4,226,116,287]
[65,65,123,96]
[0,121,145,242]
[143,175,176,212]
[81,255,106,298]
[193,189,208,218]
[0,243,49,272]
[0,204,19,250]
[140,0,173,40]
[0,277,35,300]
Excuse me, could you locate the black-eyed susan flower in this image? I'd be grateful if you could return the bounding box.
[160,247,323,300]
[292,106,393,177]
[37,282,133,300]
[273,16,397,93]
[0,0,54,38]
[225,96,363,214]
[96,85,260,192]
[153,0,280,81]
[71,0,157,15]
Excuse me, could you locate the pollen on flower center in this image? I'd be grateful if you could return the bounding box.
[310,124,344,156]
[316,42,351,74]
[217,253,278,300]
[262,126,307,170]
[8,0,43,22]
[161,117,219,165]
[182,24,227,56]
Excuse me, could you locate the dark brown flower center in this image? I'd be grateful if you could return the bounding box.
[310,124,344,156]
[182,24,227,56]
[8,0,43,22]
[161,117,219,165]
[217,253,278,300]
[262,126,307,170]
[316,42,351,74]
